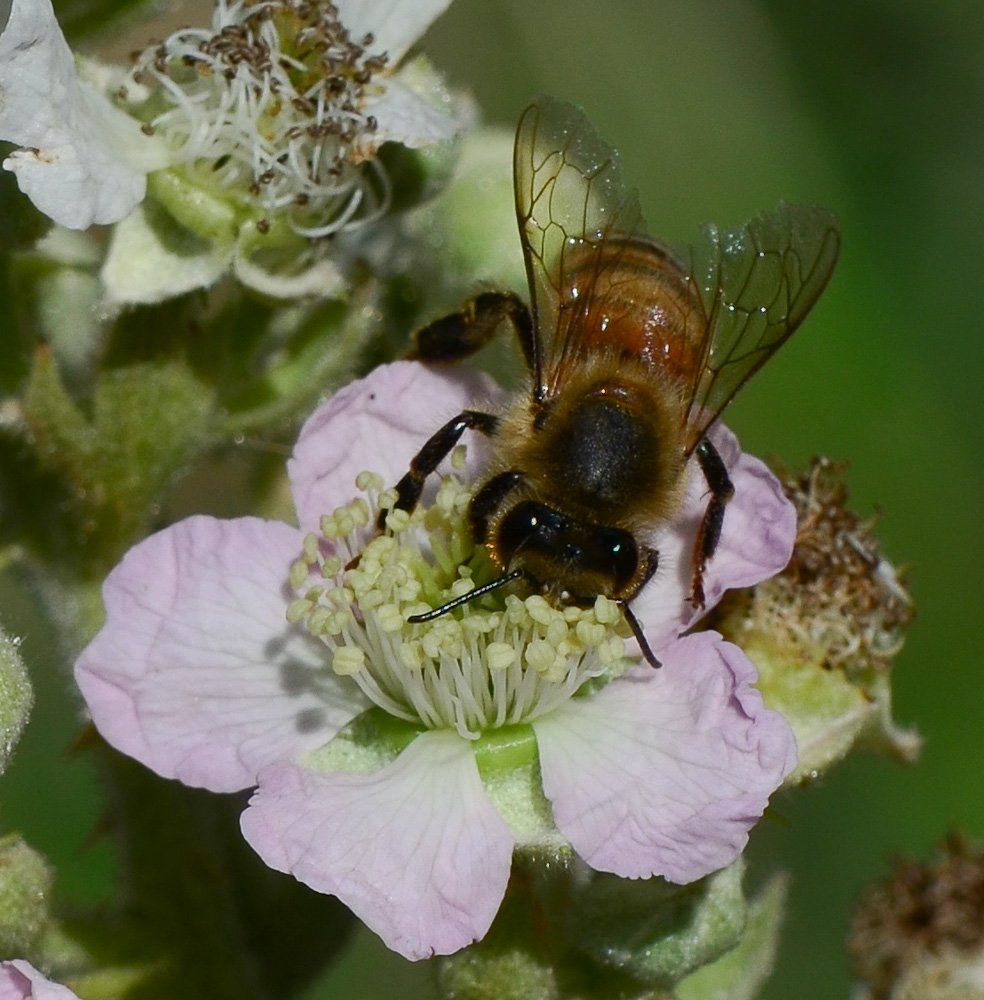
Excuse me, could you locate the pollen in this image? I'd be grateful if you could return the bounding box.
[288,462,632,739]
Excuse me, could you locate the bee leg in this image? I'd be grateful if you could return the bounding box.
[381,410,500,529]
[406,291,536,372]
[691,438,735,608]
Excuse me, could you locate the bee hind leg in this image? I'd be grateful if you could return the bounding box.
[406,291,535,372]
[690,438,735,609]
[381,410,500,529]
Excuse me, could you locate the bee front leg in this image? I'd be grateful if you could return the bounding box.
[690,438,735,609]
[381,410,500,529]
[406,291,536,373]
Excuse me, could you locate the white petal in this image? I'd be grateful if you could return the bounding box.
[354,77,461,160]
[0,0,163,228]
[336,0,455,64]
[241,730,514,959]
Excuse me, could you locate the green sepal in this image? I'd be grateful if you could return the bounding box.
[676,873,788,1000]
[564,859,748,988]
[745,630,920,785]
[146,169,239,246]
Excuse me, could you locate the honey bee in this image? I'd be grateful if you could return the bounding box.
[387,94,841,665]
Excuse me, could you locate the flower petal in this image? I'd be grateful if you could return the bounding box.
[630,423,796,648]
[689,424,796,606]
[356,78,460,157]
[336,0,455,64]
[0,0,161,228]
[74,516,367,792]
[534,631,796,883]
[241,730,513,959]
[0,961,80,1000]
[289,361,501,532]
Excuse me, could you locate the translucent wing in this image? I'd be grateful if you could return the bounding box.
[513,94,645,401]
[679,202,841,450]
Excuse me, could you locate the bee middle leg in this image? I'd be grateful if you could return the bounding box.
[381,410,500,529]
[406,290,535,372]
[690,438,735,609]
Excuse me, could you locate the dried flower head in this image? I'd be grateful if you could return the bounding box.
[710,457,918,782]
[850,834,984,1000]
[773,457,914,670]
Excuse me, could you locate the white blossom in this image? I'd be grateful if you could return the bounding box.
[0,0,461,239]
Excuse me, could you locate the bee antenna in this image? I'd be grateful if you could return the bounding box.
[406,569,526,624]
[617,602,661,668]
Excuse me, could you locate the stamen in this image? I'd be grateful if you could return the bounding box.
[289,463,633,739]
[128,0,394,235]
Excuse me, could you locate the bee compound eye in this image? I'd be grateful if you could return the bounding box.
[497,501,564,560]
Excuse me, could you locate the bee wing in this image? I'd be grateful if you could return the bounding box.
[514,94,644,401]
[679,202,841,452]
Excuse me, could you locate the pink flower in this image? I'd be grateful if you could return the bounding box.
[74,361,796,960]
[0,962,80,1000]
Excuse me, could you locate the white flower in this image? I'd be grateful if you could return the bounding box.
[0,0,461,238]
[0,0,167,228]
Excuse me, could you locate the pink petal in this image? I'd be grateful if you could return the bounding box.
[685,424,796,615]
[289,361,501,532]
[240,730,514,960]
[0,962,80,1000]
[74,516,366,793]
[534,632,796,883]
[630,423,796,648]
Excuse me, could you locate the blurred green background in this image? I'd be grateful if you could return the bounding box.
[3,0,982,997]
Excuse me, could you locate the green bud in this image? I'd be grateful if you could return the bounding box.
[23,351,213,562]
[0,627,32,775]
[0,836,53,958]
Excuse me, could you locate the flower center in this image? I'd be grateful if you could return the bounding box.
[129,0,391,236]
[287,461,631,740]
